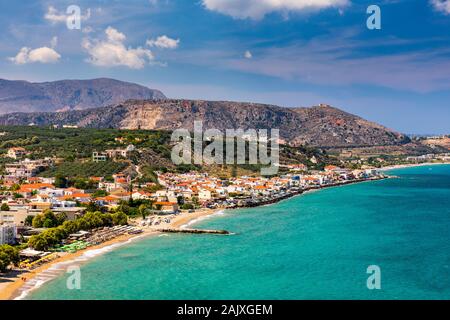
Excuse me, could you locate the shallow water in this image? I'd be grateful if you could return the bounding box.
[27,165,450,300]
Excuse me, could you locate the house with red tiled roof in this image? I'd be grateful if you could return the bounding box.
[154,201,179,213]
[63,187,85,196]
[57,193,92,203]
[95,195,122,206]
[324,165,341,172]
[132,191,154,200]
[18,183,54,197]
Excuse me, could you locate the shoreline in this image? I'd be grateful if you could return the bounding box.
[379,162,450,172]
[2,163,447,300]
[0,208,220,301]
[227,176,389,211]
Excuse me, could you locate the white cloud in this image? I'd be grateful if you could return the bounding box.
[9,46,61,65]
[244,50,253,59]
[147,35,180,49]
[202,0,349,19]
[45,6,91,24]
[82,27,155,69]
[105,27,126,43]
[430,0,450,14]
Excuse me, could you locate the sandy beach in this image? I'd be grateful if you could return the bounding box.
[0,208,220,300]
[379,162,450,172]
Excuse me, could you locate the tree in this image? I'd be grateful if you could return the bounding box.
[138,204,149,219]
[0,245,19,273]
[33,210,60,228]
[28,235,49,251]
[82,212,104,229]
[192,196,199,208]
[25,215,34,226]
[92,190,108,198]
[0,203,9,211]
[54,174,68,188]
[85,201,104,213]
[32,214,44,228]
[112,211,128,226]
[62,220,78,234]
[181,203,194,210]
[56,213,67,226]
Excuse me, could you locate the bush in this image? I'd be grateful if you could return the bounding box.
[32,210,65,228]
[54,174,68,188]
[0,245,19,273]
[25,215,34,226]
[181,203,194,210]
[112,211,128,226]
[0,203,9,211]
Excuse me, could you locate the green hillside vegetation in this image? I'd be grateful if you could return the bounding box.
[0,126,334,178]
[0,126,173,160]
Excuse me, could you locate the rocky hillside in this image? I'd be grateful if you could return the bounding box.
[0,78,165,114]
[0,99,410,148]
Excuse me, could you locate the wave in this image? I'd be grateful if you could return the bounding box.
[14,233,152,300]
[16,211,227,299]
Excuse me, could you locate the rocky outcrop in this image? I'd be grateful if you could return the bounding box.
[0,99,410,148]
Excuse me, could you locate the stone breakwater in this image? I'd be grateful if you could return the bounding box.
[156,228,230,235]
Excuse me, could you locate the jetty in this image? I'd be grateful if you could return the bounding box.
[155,228,231,235]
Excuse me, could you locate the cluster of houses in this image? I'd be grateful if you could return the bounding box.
[2,147,56,180]
[155,166,381,209]
[0,154,383,245]
[4,158,54,179]
[92,144,136,162]
[406,153,450,162]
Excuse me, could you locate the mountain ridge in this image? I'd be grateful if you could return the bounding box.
[0,99,410,148]
[0,78,166,114]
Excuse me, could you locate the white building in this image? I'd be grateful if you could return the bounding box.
[0,224,17,245]
[92,152,107,162]
[198,189,213,201]
[7,147,26,159]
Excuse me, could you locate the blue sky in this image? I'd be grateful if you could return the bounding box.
[0,0,449,134]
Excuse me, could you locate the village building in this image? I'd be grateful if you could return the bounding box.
[0,224,16,245]
[7,147,27,159]
[5,158,53,178]
[154,202,179,214]
[106,145,136,159]
[92,152,107,162]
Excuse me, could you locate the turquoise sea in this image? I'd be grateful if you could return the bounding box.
[27,165,450,300]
